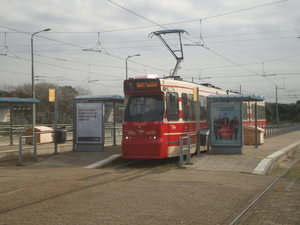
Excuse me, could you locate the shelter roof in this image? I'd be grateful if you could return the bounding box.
[0,97,40,103]
[74,95,124,101]
[207,94,265,101]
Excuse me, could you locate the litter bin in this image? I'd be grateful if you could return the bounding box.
[199,129,210,146]
[244,126,264,145]
[55,128,66,144]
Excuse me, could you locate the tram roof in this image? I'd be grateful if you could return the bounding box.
[207,94,265,101]
[0,97,40,104]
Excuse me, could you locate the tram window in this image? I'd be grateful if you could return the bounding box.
[243,103,248,120]
[262,105,266,119]
[199,95,206,120]
[251,104,255,119]
[188,94,196,120]
[124,95,164,122]
[251,103,265,120]
[182,93,188,121]
[167,92,179,121]
[258,105,266,119]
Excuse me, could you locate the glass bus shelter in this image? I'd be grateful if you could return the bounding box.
[73,95,124,152]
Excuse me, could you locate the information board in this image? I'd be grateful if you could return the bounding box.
[0,107,10,122]
[76,102,103,143]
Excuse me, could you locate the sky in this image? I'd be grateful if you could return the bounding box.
[0,0,300,104]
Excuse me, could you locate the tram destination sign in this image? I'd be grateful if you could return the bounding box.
[124,79,160,91]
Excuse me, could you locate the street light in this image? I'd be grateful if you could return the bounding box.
[31,28,51,134]
[125,54,141,79]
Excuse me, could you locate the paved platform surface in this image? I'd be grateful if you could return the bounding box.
[0,131,300,224]
[2,130,299,175]
[186,130,300,175]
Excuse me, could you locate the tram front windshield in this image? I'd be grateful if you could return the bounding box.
[124,95,164,122]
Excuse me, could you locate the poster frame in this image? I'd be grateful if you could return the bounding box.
[75,102,104,144]
[209,101,243,148]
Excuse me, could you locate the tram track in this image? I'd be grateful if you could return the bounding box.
[229,152,300,225]
[3,151,298,224]
[0,169,143,214]
[0,157,178,215]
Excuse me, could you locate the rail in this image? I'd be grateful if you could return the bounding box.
[17,130,55,165]
[104,126,122,138]
[229,150,300,224]
[0,124,73,145]
[17,135,35,166]
[262,123,300,139]
[17,129,73,165]
[179,133,197,168]
[16,125,121,164]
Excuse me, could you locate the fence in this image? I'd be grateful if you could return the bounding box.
[14,125,122,164]
[0,124,73,145]
[262,123,300,138]
[179,133,197,168]
[17,130,56,165]
[104,125,122,146]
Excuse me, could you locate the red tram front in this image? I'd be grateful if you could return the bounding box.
[122,75,167,158]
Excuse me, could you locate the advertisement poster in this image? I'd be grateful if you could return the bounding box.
[210,101,242,147]
[0,107,10,122]
[105,105,114,122]
[76,102,103,143]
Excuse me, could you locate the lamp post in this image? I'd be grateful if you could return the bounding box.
[31,28,51,135]
[125,54,141,79]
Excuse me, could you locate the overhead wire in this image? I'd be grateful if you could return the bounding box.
[0,0,296,97]
[106,0,291,89]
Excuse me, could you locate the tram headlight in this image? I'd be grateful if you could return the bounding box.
[149,136,157,139]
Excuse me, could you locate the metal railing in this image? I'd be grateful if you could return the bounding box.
[17,134,36,165]
[104,126,122,138]
[17,130,55,165]
[179,133,197,168]
[104,125,122,146]
[262,123,300,139]
[16,129,73,165]
[0,124,73,145]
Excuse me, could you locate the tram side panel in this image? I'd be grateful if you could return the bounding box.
[122,76,266,159]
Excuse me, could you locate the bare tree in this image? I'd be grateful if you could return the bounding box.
[0,82,92,125]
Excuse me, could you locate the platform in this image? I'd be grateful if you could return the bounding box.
[1,130,300,175]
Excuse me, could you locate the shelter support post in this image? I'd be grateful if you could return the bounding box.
[54,88,58,154]
[9,103,13,145]
[33,131,38,161]
[17,135,24,166]
[255,103,258,148]
[113,102,117,146]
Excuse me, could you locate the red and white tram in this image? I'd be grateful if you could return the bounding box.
[122,74,266,159]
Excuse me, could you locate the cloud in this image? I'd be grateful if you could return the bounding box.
[0,0,300,103]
